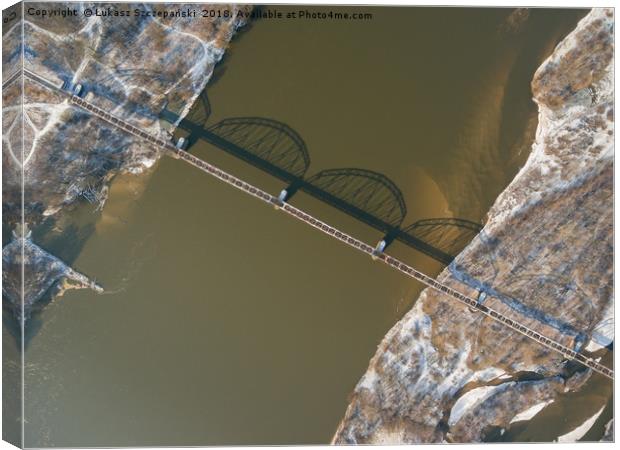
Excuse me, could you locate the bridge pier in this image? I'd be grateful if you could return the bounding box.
[371,230,400,260]
[274,179,305,209]
[573,332,587,352]
[372,228,401,260]
[469,290,487,313]
[371,239,387,260]
[280,179,304,202]
[273,189,287,210]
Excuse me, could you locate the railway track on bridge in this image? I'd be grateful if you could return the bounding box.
[23,69,614,380]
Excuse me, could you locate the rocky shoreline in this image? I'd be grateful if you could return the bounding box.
[333,8,613,443]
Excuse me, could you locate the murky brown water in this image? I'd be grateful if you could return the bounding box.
[12,6,600,446]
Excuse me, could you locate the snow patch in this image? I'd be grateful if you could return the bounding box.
[557,405,606,442]
[357,369,378,391]
[448,384,512,427]
[586,297,614,352]
[510,399,553,424]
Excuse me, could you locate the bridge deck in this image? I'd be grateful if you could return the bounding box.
[22,69,614,381]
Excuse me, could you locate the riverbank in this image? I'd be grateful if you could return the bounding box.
[2,4,250,316]
[333,8,613,443]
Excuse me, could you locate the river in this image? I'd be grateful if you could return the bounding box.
[11,6,597,446]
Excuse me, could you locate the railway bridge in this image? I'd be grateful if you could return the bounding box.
[20,69,614,380]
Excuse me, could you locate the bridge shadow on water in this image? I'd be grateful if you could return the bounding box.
[161,92,483,266]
